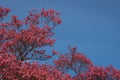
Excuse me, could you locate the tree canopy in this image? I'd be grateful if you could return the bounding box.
[0,6,120,80]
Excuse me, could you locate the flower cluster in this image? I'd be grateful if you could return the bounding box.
[54,47,93,74]
[0,7,10,21]
[0,52,72,80]
[0,7,61,61]
[41,8,62,24]
[74,66,120,80]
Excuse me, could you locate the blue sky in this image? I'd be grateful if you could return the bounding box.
[0,0,120,69]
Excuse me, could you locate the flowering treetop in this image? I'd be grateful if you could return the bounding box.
[0,6,120,80]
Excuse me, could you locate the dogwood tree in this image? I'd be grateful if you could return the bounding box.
[0,6,120,80]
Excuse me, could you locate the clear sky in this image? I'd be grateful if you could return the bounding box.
[0,0,120,69]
